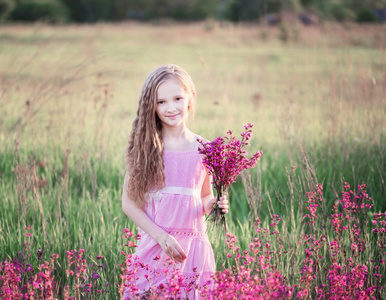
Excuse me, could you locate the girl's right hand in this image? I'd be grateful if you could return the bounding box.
[159,234,187,264]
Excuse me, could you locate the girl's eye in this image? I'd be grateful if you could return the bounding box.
[157,101,164,104]
[176,97,183,101]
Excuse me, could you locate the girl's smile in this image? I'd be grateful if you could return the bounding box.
[167,113,179,118]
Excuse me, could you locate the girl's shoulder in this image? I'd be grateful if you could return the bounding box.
[195,135,210,151]
[195,135,208,142]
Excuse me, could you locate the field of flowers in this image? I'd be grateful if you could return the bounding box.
[0,22,385,298]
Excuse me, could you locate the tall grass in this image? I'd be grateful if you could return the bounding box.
[0,22,385,298]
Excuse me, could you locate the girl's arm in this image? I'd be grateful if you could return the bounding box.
[122,172,187,263]
[201,171,229,215]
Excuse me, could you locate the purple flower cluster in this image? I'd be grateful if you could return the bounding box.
[298,182,383,299]
[201,269,293,299]
[1,182,385,299]
[315,263,376,299]
[0,226,111,299]
[63,248,110,298]
[198,123,263,229]
[0,226,61,299]
[201,224,294,299]
[304,183,323,227]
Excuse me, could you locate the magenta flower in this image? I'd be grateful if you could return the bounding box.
[198,123,262,230]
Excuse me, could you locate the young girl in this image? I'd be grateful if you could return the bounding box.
[122,64,229,298]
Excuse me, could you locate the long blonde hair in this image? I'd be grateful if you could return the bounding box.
[125,64,196,207]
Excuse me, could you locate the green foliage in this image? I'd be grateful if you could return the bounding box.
[148,0,223,20]
[226,0,262,22]
[60,0,113,22]
[281,0,303,12]
[0,0,15,21]
[297,0,384,22]
[357,7,378,23]
[300,0,316,7]
[11,0,69,23]
[59,0,221,23]
[5,0,384,23]
[328,2,355,21]
[225,0,306,23]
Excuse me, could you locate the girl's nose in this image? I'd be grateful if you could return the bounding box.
[166,103,176,113]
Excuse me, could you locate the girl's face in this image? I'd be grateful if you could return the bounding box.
[156,78,191,130]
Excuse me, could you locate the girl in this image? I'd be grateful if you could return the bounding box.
[122,64,229,299]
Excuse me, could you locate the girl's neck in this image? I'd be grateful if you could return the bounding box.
[162,124,196,151]
[162,124,191,140]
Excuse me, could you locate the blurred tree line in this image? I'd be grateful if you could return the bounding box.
[0,0,385,23]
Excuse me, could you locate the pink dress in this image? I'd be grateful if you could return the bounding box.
[124,142,215,299]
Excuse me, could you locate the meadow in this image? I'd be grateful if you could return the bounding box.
[0,22,385,298]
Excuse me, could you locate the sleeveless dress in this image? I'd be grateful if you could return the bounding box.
[123,141,215,299]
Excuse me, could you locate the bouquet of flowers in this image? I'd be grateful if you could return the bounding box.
[198,123,263,232]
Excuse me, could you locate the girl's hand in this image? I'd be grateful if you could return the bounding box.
[205,195,229,215]
[218,195,229,214]
[159,234,187,264]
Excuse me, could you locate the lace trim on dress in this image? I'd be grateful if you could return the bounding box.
[159,226,207,237]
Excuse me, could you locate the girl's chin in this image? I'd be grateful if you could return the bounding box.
[161,120,186,128]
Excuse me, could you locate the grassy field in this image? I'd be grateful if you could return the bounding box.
[0,22,385,298]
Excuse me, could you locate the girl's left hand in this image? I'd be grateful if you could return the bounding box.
[217,196,229,214]
[206,195,229,215]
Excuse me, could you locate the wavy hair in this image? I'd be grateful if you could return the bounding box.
[125,64,196,207]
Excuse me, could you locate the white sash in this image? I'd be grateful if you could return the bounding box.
[149,186,201,198]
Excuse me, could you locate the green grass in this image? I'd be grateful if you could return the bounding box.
[0,22,385,297]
